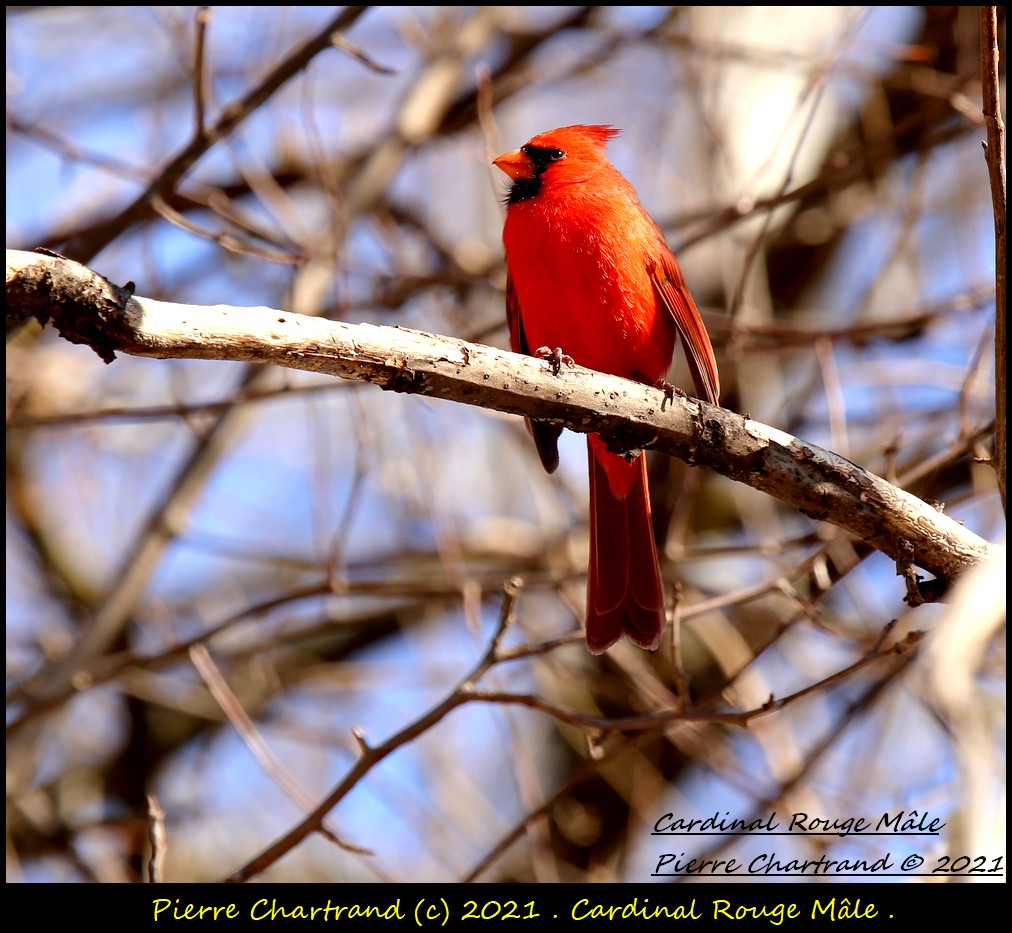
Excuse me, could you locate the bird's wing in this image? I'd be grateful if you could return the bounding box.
[649,251,720,405]
[505,274,528,356]
[507,275,563,474]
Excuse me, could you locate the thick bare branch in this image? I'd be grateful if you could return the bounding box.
[8,250,995,592]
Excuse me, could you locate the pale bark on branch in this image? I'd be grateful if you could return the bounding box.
[7,250,995,593]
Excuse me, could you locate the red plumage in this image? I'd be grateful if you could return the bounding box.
[494,125,719,653]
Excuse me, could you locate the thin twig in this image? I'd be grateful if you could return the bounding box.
[979,6,1006,511]
[146,794,166,883]
[224,578,524,881]
[192,7,211,133]
[66,7,370,263]
[188,644,374,857]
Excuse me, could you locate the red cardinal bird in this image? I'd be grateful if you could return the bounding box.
[493,125,719,654]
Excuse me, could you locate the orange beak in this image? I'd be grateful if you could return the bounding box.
[492,148,535,181]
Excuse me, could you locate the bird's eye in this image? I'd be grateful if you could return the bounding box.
[521,144,566,164]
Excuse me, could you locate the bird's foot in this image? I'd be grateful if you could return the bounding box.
[535,346,574,376]
[655,379,684,409]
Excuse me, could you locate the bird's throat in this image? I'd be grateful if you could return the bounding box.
[507,176,542,205]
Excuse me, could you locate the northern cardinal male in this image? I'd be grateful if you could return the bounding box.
[493,125,719,653]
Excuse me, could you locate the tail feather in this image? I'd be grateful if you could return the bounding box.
[585,440,667,654]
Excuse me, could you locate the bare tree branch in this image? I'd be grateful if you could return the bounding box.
[64,6,371,264]
[188,644,375,859]
[980,6,1006,512]
[8,250,995,598]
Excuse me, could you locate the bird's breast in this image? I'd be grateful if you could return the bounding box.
[504,196,676,383]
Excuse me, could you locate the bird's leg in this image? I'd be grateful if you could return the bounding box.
[535,346,575,376]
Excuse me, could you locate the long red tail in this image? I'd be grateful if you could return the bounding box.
[585,439,667,654]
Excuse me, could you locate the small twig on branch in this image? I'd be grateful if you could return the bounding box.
[466,628,924,734]
[191,7,211,133]
[146,794,166,884]
[7,250,996,594]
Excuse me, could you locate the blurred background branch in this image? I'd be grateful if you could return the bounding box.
[979,6,1006,510]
